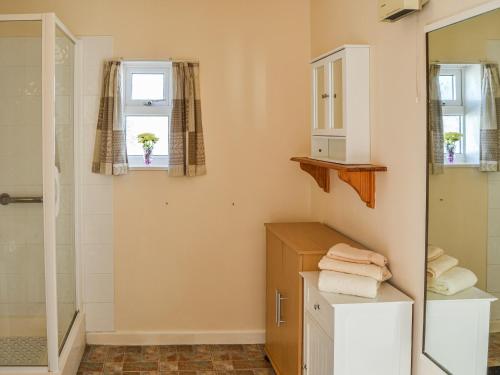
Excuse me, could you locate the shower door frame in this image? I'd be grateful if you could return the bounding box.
[0,13,83,373]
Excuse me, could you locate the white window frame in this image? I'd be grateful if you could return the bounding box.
[439,67,467,164]
[123,61,173,169]
[439,68,463,108]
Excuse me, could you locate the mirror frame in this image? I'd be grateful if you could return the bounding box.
[422,1,500,373]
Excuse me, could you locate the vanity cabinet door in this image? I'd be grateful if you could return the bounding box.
[303,312,334,375]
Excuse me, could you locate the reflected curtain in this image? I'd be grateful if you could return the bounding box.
[168,62,206,177]
[428,64,444,175]
[92,60,128,176]
[480,63,500,172]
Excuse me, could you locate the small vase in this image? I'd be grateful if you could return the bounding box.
[143,147,153,165]
[446,144,456,164]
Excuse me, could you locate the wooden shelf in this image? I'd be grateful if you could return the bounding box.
[291,157,387,209]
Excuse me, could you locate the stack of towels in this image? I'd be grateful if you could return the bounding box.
[317,243,392,299]
[426,245,478,296]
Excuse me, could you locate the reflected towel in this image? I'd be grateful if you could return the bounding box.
[427,245,445,261]
[318,270,380,299]
[327,243,388,267]
[427,254,459,279]
[319,256,392,282]
[427,267,478,296]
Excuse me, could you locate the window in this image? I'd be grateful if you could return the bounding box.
[439,67,466,163]
[439,69,462,106]
[124,62,172,169]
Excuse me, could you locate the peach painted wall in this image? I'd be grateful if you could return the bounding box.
[309,0,496,374]
[0,0,312,332]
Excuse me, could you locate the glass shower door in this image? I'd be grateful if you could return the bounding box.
[54,24,77,351]
[0,19,47,366]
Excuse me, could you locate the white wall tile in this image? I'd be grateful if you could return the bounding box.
[491,295,500,320]
[489,237,500,265]
[85,274,113,303]
[489,209,500,237]
[82,214,113,245]
[83,95,100,124]
[84,302,114,332]
[489,181,500,209]
[488,265,500,292]
[80,36,115,332]
[82,185,113,215]
[0,38,26,67]
[84,244,113,274]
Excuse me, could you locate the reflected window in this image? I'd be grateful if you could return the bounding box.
[439,65,481,164]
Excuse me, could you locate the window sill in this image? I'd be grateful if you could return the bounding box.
[129,166,168,171]
[444,163,479,168]
[128,155,168,171]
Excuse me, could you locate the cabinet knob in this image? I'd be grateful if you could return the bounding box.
[314,303,321,310]
[318,149,322,153]
[321,94,329,99]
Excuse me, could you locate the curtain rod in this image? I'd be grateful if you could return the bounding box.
[118,57,199,63]
[430,59,495,65]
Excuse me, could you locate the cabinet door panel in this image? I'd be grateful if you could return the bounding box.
[314,64,328,131]
[304,312,334,375]
[332,57,344,132]
[279,246,302,375]
[265,231,284,371]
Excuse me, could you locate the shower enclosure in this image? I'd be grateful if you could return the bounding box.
[0,13,82,373]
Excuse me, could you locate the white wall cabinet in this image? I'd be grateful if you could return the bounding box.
[301,272,413,375]
[311,45,370,164]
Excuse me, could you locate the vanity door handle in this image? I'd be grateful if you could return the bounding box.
[276,289,287,327]
[321,94,330,99]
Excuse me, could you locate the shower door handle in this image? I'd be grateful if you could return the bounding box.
[0,193,43,205]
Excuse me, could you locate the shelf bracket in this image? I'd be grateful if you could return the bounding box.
[292,157,386,209]
[337,170,376,209]
[299,162,330,193]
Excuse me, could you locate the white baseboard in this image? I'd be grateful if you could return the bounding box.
[86,330,266,346]
[491,319,500,333]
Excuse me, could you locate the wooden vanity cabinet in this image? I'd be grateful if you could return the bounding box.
[264,222,364,375]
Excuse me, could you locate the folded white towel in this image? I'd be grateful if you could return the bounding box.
[427,245,445,261]
[427,254,459,279]
[327,243,388,267]
[318,270,380,299]
[319,256,392,282]
[427,267,478,296]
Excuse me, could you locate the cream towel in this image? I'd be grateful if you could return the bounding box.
[327,243,388,267]
[427,245,445,261]
[427,254,459,279]
[318,256,392,282]
[427,267,478,296]
[318,270,380,299]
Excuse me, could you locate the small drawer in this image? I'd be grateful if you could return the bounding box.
[311,136,329,158]
[311,136,347,162]
[305,280,334,340]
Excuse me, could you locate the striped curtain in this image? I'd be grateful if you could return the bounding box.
[92,60,128,176]
[168,62,206,177]
[480,63,500,172]
[428,64,444,175]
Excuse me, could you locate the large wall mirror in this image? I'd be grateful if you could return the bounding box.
[424,5,500,375]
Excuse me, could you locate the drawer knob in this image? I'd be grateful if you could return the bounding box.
[318,149,322,153]
[314,303,321,310]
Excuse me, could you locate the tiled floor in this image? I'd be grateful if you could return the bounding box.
[78,344,275,375]
[490,333,500,368]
